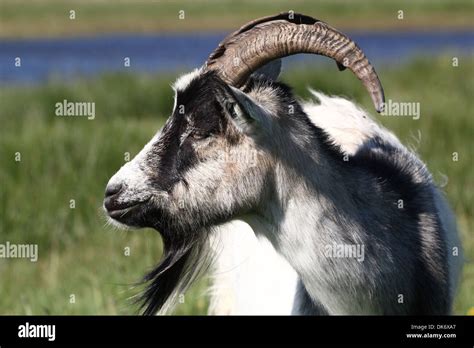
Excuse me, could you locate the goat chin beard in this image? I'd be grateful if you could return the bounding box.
[138,222,212,316]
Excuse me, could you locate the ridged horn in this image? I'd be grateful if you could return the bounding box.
[205,12,385,112]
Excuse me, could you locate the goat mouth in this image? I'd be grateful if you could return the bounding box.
[107,203,141,219]
[105,199,150,224]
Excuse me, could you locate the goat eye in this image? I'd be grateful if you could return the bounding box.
[226,102,238,119]
[189,130,210,140]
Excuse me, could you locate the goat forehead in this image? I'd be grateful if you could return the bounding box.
[173,68,202,92]
[143,96,224,166]
[172,89,228,134]
[165,102,223,138]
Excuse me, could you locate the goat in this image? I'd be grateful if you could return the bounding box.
[103,13,462,315]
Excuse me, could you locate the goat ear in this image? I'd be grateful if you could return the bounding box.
[218,85,269,134]
[228,86,268,124]
[251,59,281,81]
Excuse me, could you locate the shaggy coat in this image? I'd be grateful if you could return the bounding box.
[104,68,462,315]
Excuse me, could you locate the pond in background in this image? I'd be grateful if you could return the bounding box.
[1,31,473,84]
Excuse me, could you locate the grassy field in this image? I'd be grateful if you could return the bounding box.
[0,0,473,38]
[0,56,473,314]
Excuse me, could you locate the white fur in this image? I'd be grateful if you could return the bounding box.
[208,219,298,315]
[303,90,402,154]
[172,69,201,92]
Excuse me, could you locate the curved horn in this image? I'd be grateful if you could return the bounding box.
[205,12,385,112]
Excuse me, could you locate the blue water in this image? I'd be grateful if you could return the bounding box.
[1,31,473,84]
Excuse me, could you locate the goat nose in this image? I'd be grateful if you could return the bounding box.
[105,182,123,198]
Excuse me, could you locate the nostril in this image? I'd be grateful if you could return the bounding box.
[105,183,123,198]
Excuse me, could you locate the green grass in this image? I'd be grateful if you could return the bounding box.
[0,56,473,314]
[0,0,473,38]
